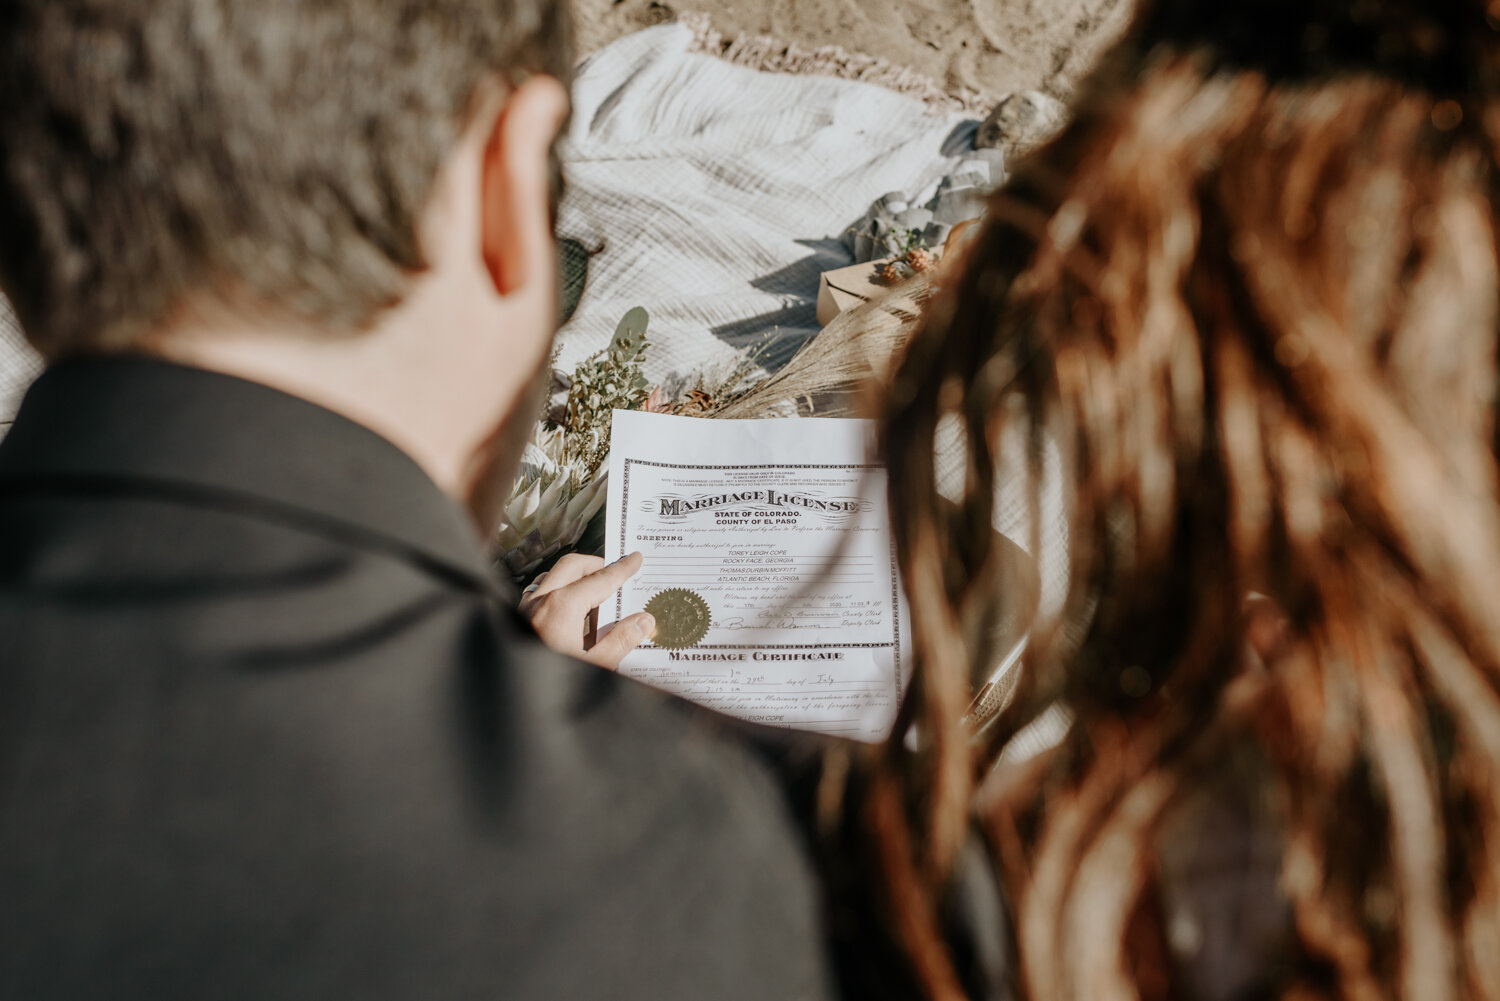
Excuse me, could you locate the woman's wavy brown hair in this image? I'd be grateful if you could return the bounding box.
[871,2,1500,998]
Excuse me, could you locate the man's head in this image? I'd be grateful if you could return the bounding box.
[0,0,577,527]
[0,0,573,357]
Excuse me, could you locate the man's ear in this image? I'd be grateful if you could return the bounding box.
[480,75,570,298]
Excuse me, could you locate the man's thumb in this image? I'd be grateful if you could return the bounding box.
[584,612,656,669]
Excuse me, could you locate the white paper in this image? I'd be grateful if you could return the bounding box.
[604,410,911,741]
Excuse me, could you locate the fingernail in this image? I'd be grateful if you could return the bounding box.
[639,614,656,638]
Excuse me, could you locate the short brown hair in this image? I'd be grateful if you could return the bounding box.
[0,0,574,356]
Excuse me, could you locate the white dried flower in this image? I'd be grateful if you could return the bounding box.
[497,425,610,578]
[495,307,651,578]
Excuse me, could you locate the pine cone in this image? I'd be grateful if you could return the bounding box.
[906,248,936,273]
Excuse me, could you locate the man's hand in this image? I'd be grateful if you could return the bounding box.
[519,552,656,669]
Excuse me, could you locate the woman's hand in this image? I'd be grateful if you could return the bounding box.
[519,552,656,669]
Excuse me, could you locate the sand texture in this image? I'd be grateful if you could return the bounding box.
[573,0,1133,100]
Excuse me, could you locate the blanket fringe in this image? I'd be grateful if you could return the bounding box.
[679,11,998,117]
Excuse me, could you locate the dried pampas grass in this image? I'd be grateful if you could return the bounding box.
[709,271,940,420]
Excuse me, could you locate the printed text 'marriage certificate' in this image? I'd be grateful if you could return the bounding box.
[605,410,911,742]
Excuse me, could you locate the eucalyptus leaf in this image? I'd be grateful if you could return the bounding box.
[613,306,649,349]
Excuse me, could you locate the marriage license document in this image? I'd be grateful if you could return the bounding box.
[604,410,911,741]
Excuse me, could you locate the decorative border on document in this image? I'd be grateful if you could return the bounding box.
[616,458,901,684]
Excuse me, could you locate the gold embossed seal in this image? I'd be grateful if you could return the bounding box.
[644,588,712,650]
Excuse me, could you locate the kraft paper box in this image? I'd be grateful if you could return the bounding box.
[816,258,896,327]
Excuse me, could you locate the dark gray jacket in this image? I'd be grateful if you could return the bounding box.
[0,358,837,1001]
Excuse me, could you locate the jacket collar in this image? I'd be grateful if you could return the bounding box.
[0,357,505,598]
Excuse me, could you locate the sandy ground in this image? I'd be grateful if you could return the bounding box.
[573,0,1134,99]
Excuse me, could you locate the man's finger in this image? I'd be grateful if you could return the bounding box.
[583,612,656,669]
[532,554,605,597]
[562,551,644,609]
